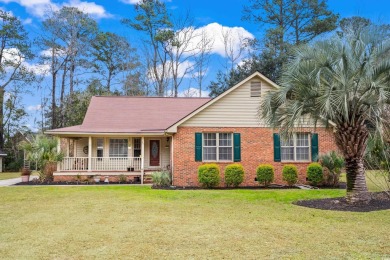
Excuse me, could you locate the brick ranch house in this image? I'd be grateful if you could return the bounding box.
[47,72,338,186]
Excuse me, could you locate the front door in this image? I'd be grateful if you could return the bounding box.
[149,140,160,166]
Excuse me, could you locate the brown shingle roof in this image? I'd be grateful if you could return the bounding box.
[47,96,211,134]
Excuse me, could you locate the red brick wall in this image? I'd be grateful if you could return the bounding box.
[172,127,337,187]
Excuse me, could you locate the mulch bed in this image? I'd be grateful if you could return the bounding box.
[294,192,390,212]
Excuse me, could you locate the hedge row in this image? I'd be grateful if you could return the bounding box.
[198,162,328,188]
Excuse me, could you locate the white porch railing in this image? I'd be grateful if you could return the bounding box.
[59,157,142,171]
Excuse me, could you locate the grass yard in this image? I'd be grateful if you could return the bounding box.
[0,186,389,259]
[0,172,23,180]
[0,171,38,181]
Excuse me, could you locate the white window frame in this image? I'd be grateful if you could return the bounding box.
[203,133,233,162]
[281,133,311,162]
[96,138,104,158]
[109,139,128,158]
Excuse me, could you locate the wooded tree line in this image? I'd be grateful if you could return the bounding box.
[0,0,388,170]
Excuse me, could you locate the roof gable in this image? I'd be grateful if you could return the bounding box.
[166,72,279,132]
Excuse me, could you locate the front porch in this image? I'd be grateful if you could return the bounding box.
[56,135,172,184]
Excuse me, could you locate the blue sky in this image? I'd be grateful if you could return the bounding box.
[1,0,390,130]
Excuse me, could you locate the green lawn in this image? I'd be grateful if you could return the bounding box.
[0,186,389,259]
[0,171,38,180]
[0,172,23,180]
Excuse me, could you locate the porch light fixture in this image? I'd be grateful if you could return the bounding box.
[165,137,170,149]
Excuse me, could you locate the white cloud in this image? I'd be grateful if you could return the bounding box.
[40,48,66,58]
[149,60,196,81]
[2,48,49,75]
[177,87,209,98]
[120,0,141,4]
[22,17,32,24]
[27,104,42,111]
[24,62,50,75]
[193,22,254,58]
[65,0,112,18]
[121,0,171,4]
[0,0,112,19]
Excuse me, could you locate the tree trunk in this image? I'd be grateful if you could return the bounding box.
[335,121,371,204]
[51,71,57,129]
[59,61,67,127]
[0,87,4,150]
[345,157,371,203]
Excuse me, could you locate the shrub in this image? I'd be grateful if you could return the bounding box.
[256,164,274,187]
[319,151,344,187]
[118,174,127,183]
[307,163,323,186]
[225,164,244,187]
[151,171,171,187]
[198,164,220,188]
[282,164,298,186]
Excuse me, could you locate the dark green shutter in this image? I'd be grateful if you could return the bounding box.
[233,133,241,162]
[273,133,281,162]
[311,133,319,162]
[195,133,202,161]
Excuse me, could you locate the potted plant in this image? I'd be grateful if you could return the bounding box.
[21,168,32,183]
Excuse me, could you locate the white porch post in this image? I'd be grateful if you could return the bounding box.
[141,137,145,184]
[88,136,92,172]
[56,137,61,171]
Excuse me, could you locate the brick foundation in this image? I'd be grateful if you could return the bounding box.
[53,175,142,183]
[172,127,338,187]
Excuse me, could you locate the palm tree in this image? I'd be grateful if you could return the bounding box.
[261,27,390,204]
[20,135,63,181]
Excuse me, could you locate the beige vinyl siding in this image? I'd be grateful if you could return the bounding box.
[181,77,323,128]
[75,138,88,157]
[182,78,272,127]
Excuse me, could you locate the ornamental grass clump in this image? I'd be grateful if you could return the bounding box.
[151,171,171,187]
[282,164,298,186]
[256,164,275,187]
[225,163,244,187]
[198,164,220,188]
[306,163,323,186]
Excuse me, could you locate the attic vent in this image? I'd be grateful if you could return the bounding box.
[250,81,261,97]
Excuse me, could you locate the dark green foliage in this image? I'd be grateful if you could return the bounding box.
[198,164,220,188]
[282,165,298,186]
[20,135,64,182]
[91,32,140,92]
[122,0,173,96]
[208,54,279,97]
[225,163,244,187]
[320,151,344,187]
[306,163,323,186]
[256,164,274,187]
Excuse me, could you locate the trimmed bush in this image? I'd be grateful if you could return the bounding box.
[307,163,323,186]
[256,164,274,187]
[282,164,298,186]
[151,171,171,187]
[225,163,244,187]
[198,164,220,188]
